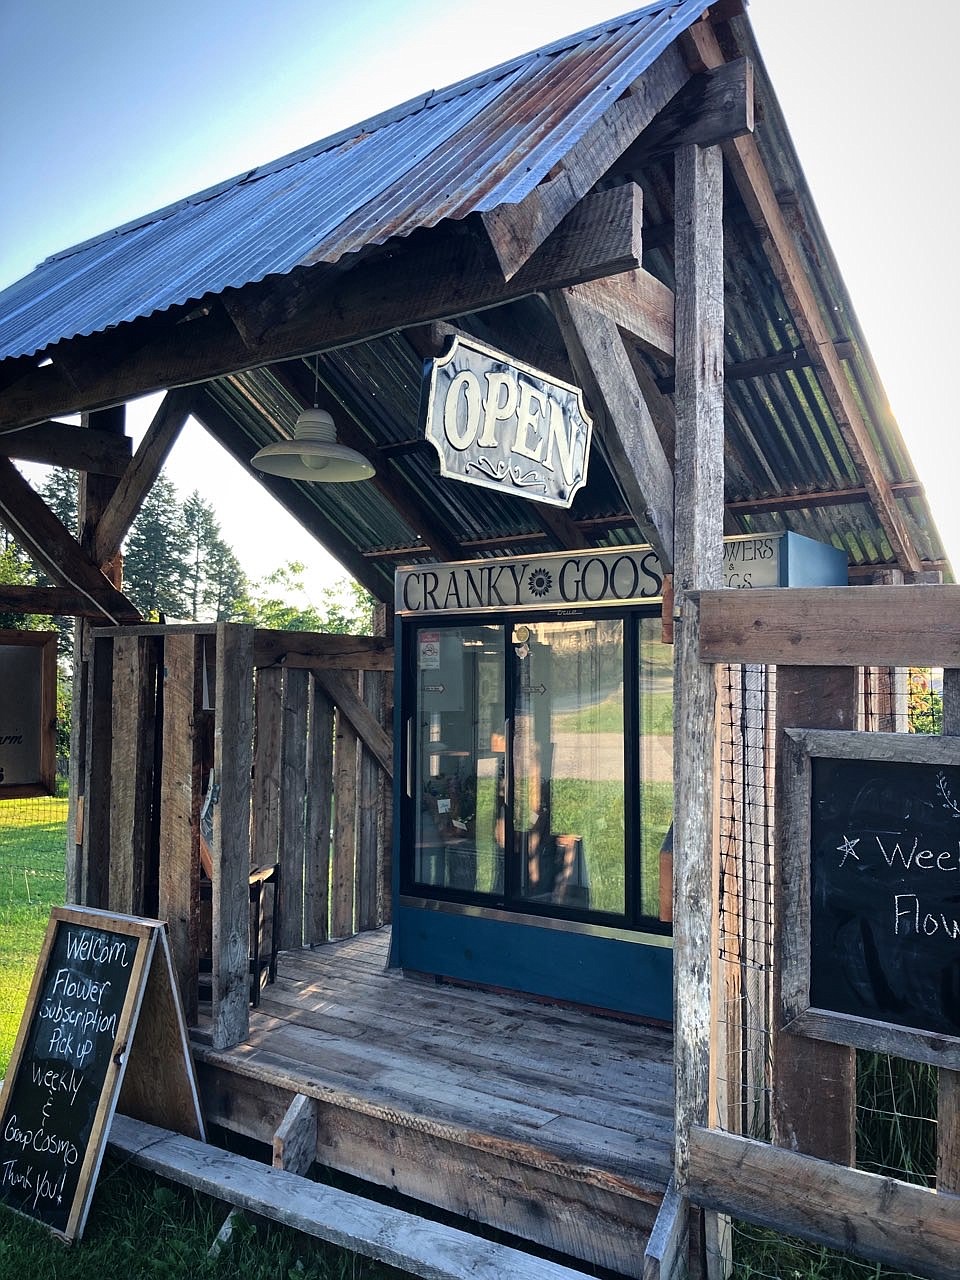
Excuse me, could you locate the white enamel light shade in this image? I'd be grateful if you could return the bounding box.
[251,408,375,482]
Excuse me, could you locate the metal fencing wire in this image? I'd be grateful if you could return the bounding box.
[713,664,936,1278]
[0,786,68,1072]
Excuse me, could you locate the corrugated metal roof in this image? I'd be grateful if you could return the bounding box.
[0,0,709,363]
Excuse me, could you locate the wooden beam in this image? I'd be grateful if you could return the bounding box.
[773,667,856,1163]
[682,17,922,574]
[727,478,922,515]
[642,1177,689,1280]
[0,456,140,622]
[253,630,393,671]
[620,58,753,169]
[78,406,125,586]
[671,140,725,1198]
[94,388,193,563]
[0,583,136,617]
[566,268,674,359]
[480,44,690,280]
[311,668,393,781]
[0,419,132,474]
[550,291,674,566]
[697,585,960,668]
[688,1126,960,1280]
[0,185,644,432]
[273,1093,318,1175]
[110,1114,597,1280]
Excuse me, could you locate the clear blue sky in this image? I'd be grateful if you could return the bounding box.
[2,1,957,592]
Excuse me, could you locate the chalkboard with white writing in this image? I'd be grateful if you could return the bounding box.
[0,908,156,1239]
[782,729,960,1066]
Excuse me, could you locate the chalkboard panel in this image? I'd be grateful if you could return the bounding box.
[782,729,960,1067]
[0,908,156,1239]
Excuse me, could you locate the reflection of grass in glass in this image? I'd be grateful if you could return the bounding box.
[473,768,501,893]
[640,781,673,919]
[556,691,672,737]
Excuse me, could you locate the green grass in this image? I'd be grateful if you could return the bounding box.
[0,1161,405,1280]
[0,795,68,1076]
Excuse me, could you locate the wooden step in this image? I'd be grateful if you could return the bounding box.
[109,1114,595,1280]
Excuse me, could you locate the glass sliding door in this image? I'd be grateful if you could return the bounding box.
[407,610,672,930]
[413,624,505,895]
[513,619,625,915]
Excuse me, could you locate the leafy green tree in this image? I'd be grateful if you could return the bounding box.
[0,540,43,630]
[247,563,376,633]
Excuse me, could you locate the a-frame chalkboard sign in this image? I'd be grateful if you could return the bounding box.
[0,906,204,1241]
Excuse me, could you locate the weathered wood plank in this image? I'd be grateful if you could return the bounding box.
[357,670,382,932]
[480,44,689,280]
[0,456,139,622]
[272,1092,317,1175]
[550,290,674,565]
[643,1178,688,1280]
[682,16,921,575]
[252,667,282,870]
[211,624,254,1049]
[109,634,158,915]
[110,1115,595,1280]
[253,630,393,671]
[672,140,725,1194]
[93,388,193,563]
[279,667,308,949]
[330,696,359,940]
[0,185,644,431]
[159,633,202,1023]
[687,1125,960,1280]
[772,667,856,1163]
[303,677,334,945]
[0,419,132,474]
[564,268,674,358]
[624,58,753,166]
[313,667,393,780]
[698,586,960,667]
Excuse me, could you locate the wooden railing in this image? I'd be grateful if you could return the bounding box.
[70,623,393,1048]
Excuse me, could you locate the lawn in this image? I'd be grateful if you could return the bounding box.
[0,794,68,1076]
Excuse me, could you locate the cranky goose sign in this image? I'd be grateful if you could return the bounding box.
[422,334,593,508]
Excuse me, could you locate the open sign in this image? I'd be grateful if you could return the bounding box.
[423,334,592,508]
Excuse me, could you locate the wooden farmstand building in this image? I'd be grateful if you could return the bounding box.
[1,4,958,1277]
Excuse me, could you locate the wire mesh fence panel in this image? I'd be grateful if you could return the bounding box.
[0,788,67,1073]
[715,664,942,1278]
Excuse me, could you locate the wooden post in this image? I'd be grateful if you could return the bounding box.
[252,667,282,869]
[357,668,382,932]
[211,624,254,1049]
[938,667,960,1192]
[331,681,360,940]
[159,633,203,1024]
[279,666,308,949]
[772,666,856,1163]
[109,634,159,915]
[304,675,334,945]
[672,139,725,1193]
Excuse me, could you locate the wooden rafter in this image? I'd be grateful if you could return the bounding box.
[566,268,675,359]
[550,290,674,566]
[0,420,132,474]
[0,456,140,622]
[0,186,643,433]
[682,15,922,574]
[480,44,690,280]
[94,388,194,563]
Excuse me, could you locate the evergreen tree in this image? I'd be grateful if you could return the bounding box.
[39,468,79,536]
[123,476,192,619]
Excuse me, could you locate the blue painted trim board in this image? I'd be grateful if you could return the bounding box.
[396,905,673,1022]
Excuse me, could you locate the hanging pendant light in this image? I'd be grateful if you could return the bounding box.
[251,359,375,482]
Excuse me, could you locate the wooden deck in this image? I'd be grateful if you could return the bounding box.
[191,927,676,1279]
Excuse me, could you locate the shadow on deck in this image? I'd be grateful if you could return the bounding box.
[190,927,675,1278]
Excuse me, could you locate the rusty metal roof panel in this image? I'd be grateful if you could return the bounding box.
[0,1,710,363]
